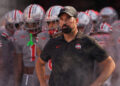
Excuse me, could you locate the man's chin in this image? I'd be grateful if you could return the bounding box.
[61,27,72,33]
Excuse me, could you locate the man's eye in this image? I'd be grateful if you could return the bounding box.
[67,16,71,19]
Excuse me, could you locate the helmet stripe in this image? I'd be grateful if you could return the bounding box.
[29,5,33,18]
[48,7,53,18]
[14,10,17,21]
[18,10,23,14]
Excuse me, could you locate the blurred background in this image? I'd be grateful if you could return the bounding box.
[0,0,120,18]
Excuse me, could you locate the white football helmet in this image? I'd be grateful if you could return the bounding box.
[77,12,93,35]
[100,7,118,24]
[85,10,99,22]
[5,10,23,23]
[86,9,102,32]
[45,5,63,22]
[23,4,45,34]
[44,5,63,36]
[77,12,91,27]
[4,10,23,33]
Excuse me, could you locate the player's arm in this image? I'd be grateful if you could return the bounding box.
[36,57,47,86]
[90,56,115,86]
[13,41,23,86]
[14,53,23,86]
[36,45,48,86]
[36,39,52,86]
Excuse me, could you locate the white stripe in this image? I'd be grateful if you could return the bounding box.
[25,75,29,86]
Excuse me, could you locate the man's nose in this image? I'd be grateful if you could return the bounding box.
[63,20,67,25]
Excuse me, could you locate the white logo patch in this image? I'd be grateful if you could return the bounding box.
[48,59,52,71]
[75,43,81,49]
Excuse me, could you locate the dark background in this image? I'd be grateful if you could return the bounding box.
[17,0,120,16]
[0,0,120,19]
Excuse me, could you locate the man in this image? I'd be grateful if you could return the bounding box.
[110,20,120,86]
[85,10,101,32]
[90,22,116,86]
[77,11,93,35]
[0,10,22,86]
[36,5,63,83]
[36,6,115,86]
[14,4,45,86]
[100,7,118,25]
[90,22,115,60]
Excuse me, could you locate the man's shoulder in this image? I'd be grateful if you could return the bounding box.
[77,34,92,41]
[77,34,98,47]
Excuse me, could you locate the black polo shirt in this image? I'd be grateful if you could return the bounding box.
[40,31,108,86]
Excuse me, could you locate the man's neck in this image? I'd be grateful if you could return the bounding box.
[63,28,78,42]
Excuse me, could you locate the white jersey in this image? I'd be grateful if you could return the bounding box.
[14,30,39,67]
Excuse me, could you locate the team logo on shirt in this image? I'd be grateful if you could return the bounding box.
[56,45,61,48]
[41,37,46,40]
[75,43,81,49]
[21,35,26,38]
[48,59,52,71]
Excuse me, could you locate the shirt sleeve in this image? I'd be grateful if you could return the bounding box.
[85,36,108,62]
[40,39,52,62]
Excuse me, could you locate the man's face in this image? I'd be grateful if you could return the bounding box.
[59,13,78,33]
[5,23,15,35]
[46,20,59,36]
[24,22,39,29]
[24,21,40,35]
[47,20,59,30]
[102,15,110,22]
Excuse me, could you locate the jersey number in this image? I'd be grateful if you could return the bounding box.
[30,44,36,61]
[48,59,52,71]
